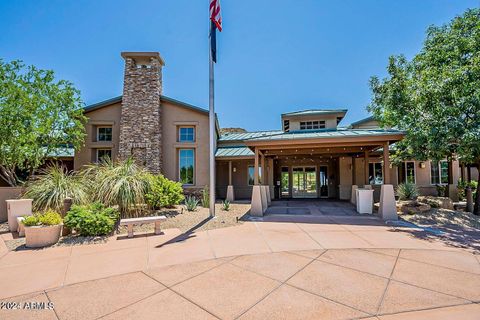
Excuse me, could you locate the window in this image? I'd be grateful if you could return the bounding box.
[96,149,112,162]
[97,127,112,142]
[368,162,383,184]
[431,160,449,185]
[179,149,195,185]
[283,120,290,132]
[398,161,416,184]
[299,120,326,130]
[248,165,262,185]
[178,127,195,142]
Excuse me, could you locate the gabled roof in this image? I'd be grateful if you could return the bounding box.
[83,95,209,115]
[349,116,376,127]
[281,109,348,117]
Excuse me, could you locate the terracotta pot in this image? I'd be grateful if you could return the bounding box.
[25,224,63,248]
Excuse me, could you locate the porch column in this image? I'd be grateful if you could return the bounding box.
[260,151,265,185]
[364,151,369,186]
[383,142,391,184]
[251,147,263,216]
[254,147,260,185]
[226,161,234,202]
[468,165,472,182]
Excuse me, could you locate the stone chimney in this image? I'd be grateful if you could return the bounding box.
[118,52,165,173]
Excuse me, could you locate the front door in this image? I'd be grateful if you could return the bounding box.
[319,165,329,197]
[292,167,317,198]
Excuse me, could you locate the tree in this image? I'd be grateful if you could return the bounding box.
[0,60,86,186]
[368,9,480,214]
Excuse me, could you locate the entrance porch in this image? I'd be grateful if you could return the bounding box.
[243,131,403,217]
[265,199,358,216]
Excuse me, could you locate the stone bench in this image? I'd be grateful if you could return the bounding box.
[119,216,166,238]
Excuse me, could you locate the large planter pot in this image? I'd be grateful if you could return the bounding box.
[25,224,63,248]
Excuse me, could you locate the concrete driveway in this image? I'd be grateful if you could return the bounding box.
[1,217,479,319]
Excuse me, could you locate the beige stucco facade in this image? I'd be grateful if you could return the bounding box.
[75,97,211,191]
[71,51,479,203]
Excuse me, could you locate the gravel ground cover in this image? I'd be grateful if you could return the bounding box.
[1,202,251,251]
[398,208,480,252]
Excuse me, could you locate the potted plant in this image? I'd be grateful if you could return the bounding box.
[23,210,63,248]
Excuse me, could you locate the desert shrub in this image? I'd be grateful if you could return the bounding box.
[82,158,150,218]
[457,179,478,201]
[201,186,209,208]
[185,196,199,211]
[23,164,89,212]
[436,184,447,197]
[23,210,63,227]
[397,183,419,200]
[222,200,230,211]
[145,175,184,209]
[64,203,119,236]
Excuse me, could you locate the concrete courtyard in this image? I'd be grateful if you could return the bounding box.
[1,215,479,319]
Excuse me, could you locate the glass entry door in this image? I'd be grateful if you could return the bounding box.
[292,167,317,198]
[319,165,329,197]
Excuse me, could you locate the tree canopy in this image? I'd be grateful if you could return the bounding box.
[368,9,480,212]
[0,60,86,186]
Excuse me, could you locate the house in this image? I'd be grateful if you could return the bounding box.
[75,51,479,208]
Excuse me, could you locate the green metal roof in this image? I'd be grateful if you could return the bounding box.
[215,146,254,158]
[349,116,376,127]
[246,128,404,142]
[281,109,348,117]
[218,130,283,141]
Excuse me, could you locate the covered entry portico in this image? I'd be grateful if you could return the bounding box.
[244,129,404,217]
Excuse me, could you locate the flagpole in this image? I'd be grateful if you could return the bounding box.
[208,23,216,218]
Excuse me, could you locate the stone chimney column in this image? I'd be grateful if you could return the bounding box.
[118,52,165,173]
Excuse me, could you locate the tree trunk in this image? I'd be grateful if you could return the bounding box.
[474,162,480,215]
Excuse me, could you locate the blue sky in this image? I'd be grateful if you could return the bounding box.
[1,0,478,131]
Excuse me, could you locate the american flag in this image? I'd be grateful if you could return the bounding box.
[210,0,222,62]
[210,0,222,31]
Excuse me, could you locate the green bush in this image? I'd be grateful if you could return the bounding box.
[23,164,89,212]
[145,175,184,209]
[457,179,478,201]
[397,183,419,200]
[201,186,209,208]
[185,196,199,211]
[222,200,230,211]
[23,210,63,227]
[436,184,447,197]
[82,158,150,218]
[64,203,119,236]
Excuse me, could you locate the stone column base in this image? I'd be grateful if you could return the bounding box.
[265,186,271,205]
[226,185,235,202]
[350,185,358,205]
[448,184,459,202]
[379,184,397,220]
[251,185,263,216]
[260,186,268,213]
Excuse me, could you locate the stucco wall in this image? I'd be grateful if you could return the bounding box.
[216,159,255,199]
[161,101,210,188]
[0,187,23,222]
[74,102,122,170]
[74,100,210,189]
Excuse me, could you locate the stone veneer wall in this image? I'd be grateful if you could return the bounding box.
[118,56,163,173]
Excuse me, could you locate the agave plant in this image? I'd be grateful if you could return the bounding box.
[82,158,151,218]
[23,164,89,212]
[396,183,419,201]
[222,199,231,211]
[184,195,199,211]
